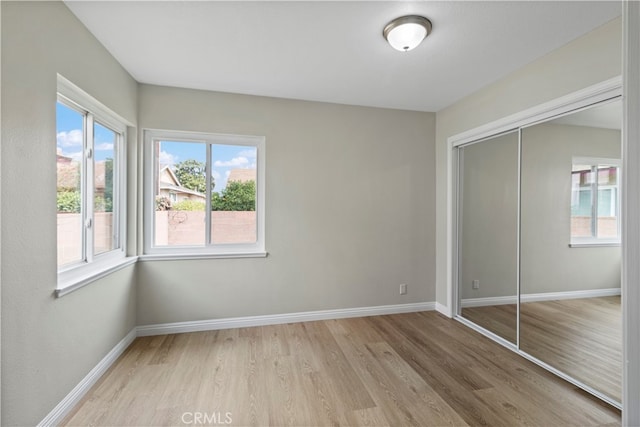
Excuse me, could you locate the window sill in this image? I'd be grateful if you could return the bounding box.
[139,252,268,262]
[569,242,621,248]
[55,250,264,296]
[56,256,138,298]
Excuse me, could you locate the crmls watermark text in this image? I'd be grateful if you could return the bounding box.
[181,411,233,425]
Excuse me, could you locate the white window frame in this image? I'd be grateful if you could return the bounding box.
[570,156,621,247]
[56,75,134,296]
[143,129,266,260]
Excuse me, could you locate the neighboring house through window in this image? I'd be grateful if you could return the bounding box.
[143,129,265,258]
[159,166,205,204]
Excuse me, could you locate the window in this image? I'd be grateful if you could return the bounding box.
[144,130,265,258]
[57,76,130,293]
[570,157,621,246]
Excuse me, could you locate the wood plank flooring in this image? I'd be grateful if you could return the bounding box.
[461,304,518,344]
[461,296,622,404]
[520,296,622,403]
[62,312,620,426]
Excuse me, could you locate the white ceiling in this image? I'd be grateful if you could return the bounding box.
[64,1,621,112]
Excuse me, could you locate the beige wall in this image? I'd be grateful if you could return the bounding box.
[521,123,621,294]
[435,17,622,308]
[137,84,436,325]
[1,2,138,425]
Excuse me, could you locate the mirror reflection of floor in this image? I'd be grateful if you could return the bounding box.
[461,296,621,404]
[461,304,517,344]
[520,295,621,403]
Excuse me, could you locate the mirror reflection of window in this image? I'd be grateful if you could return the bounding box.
[571,160,620,243]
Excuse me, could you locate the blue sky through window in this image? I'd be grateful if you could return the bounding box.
[56,102,115,162]
[58,102,257,191]
[159,141,256,191]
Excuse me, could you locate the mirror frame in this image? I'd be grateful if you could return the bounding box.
[622,2,640,424]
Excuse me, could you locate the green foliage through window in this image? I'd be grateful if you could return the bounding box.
[173,199,205,211]
[174,159,211,193]
[103,158,114,212]
[57,190,81,213]
[155,196,172,211]
[94,195,113,212]
[212,180,256,211]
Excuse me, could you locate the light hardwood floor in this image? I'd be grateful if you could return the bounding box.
[62,312,620,426]
[461,304,518,344]
[462,296,622,404]
[521,296,622,403]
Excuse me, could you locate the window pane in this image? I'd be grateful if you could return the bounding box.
[155,141,206,246]
[56,102,84,267]
[211,144,257,244]
[597,166,619,238]
[94,122,117,255]
[570,166,593,238]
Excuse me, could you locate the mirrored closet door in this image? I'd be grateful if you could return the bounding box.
[457,130,519,345]
[456,97,622,408]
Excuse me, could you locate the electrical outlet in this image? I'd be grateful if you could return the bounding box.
[472,279,480,290]
[399,283,407,295]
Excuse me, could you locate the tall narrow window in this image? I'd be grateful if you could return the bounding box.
[56,76,128,290]
[94,122,118,255]
[144,130,265,258]
[570,158,621,245]
[56,102,84,267]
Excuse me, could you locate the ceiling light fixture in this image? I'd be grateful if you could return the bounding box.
[383,15,432,52]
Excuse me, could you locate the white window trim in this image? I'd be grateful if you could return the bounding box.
[570,156,621,247]
[142,129,266,259]
[568,241,620,248]
[56,74,134,296]
[56,256,138,297]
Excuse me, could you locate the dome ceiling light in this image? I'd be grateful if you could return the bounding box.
[383,15,432,52]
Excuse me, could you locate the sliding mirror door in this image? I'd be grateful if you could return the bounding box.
[458,130,519,344]
[519,99,622,405]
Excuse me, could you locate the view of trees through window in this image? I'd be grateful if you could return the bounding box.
[154,140,258,246]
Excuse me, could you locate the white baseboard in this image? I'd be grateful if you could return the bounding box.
[137,301,435,337]
[436,302,452,317]
[38,328,137,427]
[461,288,621,308]
[461,295,517,308]
[521,287,620,303]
